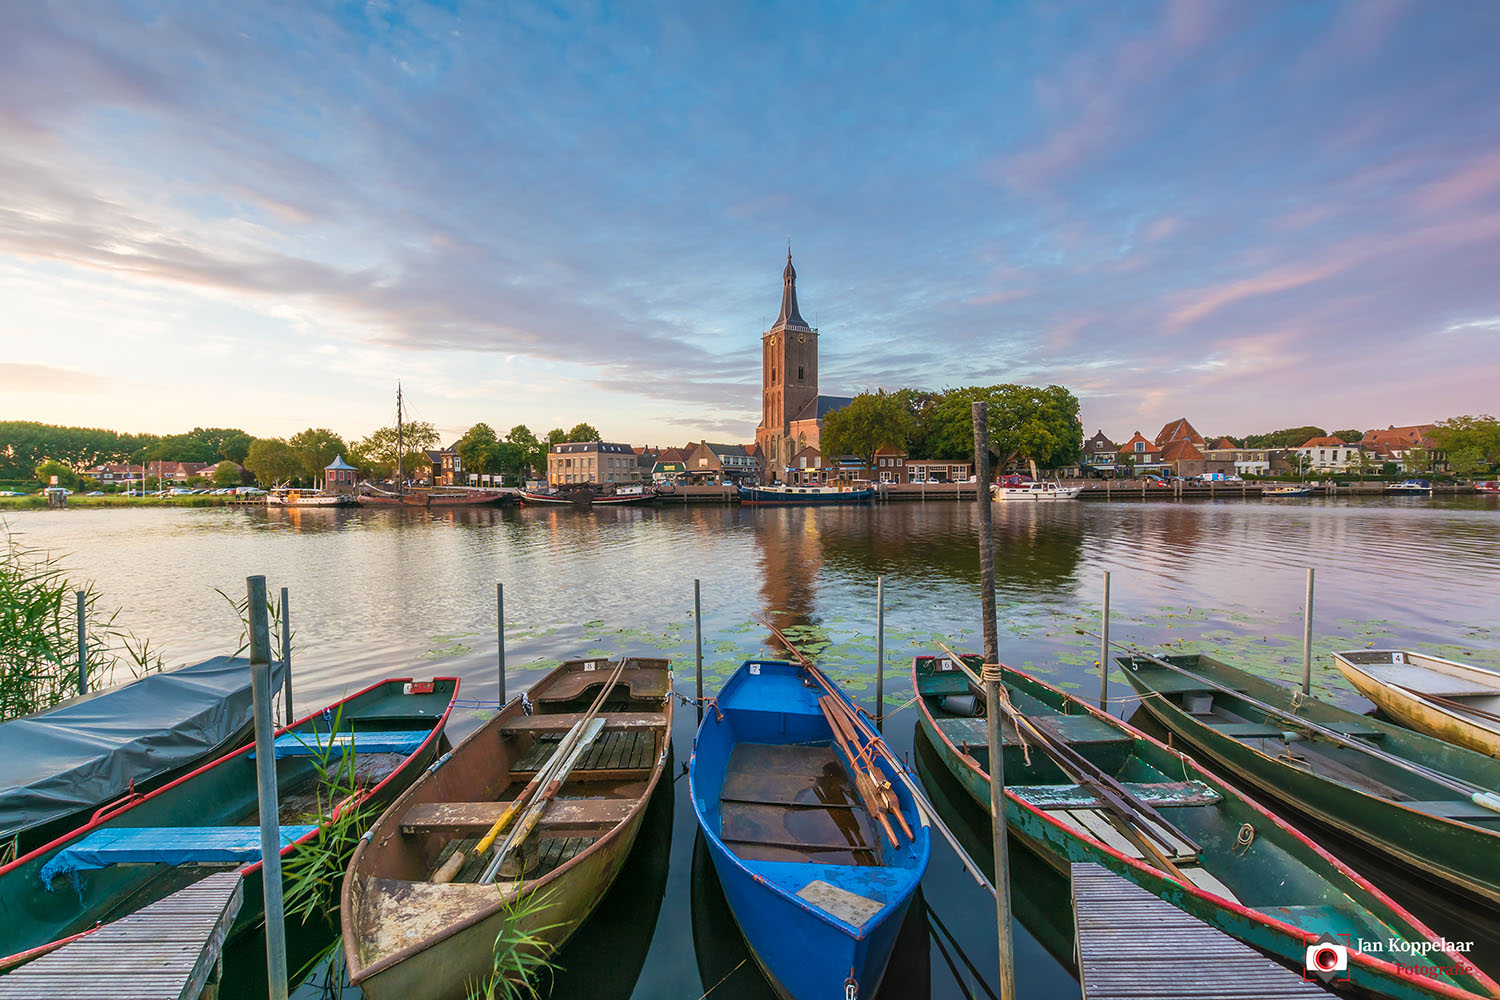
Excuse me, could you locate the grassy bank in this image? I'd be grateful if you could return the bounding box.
[0,495,239,510]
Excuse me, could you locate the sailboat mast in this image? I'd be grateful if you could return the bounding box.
[396,382,404,492]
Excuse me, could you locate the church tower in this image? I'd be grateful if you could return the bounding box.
[755,251,819,480]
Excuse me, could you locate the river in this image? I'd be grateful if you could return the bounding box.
[7,495,1500,998]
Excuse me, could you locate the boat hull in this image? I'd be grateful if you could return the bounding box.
[913,656,1500,1000]
[1333,652,1500,758]
[735,485,873,505]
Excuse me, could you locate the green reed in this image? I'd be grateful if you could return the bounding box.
[466,889,562,1000]
[0,524,163,720]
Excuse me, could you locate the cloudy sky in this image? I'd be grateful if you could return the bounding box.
[3,1,1498,447]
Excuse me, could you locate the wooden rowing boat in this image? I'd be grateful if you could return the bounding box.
[0,676,458,967]
[689,659,930,1000]
[914,654,1500,1000]
[342,656,672,999]
[1120,651,1500,904]
[1333,649,1500,756]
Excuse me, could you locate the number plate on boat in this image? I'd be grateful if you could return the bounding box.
[403,682,434,694]
[749,664,761,675]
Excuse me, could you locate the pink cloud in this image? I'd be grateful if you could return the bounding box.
[1167,259,1348,329]
[1416,149,1500,213]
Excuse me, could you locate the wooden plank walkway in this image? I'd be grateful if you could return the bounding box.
[0,872,242,1000]
[1071,862,1330,998]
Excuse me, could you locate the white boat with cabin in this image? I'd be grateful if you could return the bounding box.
[991,481,1082,501]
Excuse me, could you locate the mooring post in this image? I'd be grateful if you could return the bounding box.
[76,590,87,695]
[496,583,507,705]
[694,578,704,724]
[1099,571,1111,711]
[279,587,293,724]
[875,575,886,729]
[246,576,288,1000]
[972,401,1016,1000]
[1302,567,1315,695]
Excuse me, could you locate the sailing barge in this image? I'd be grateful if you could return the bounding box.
[342,656,672,999]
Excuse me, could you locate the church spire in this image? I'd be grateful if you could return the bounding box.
[772,249,809,331]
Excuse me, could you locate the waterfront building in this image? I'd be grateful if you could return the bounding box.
[1292,436,1363,472]
[1080,431,1119,477]
[425,447,460,487]
[547,441,641,486]
[753,251,853,482]
[905,459,973,483]
[1117,432,1167,475]
[1202,438,1273,476]
[1360,425,1447,472]
[682,441,758,483]
[324,455,358,494]
[873,446,909,484]
[82,463,146,485]
[1155,417,1233,478]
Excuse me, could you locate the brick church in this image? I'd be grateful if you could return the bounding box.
[753,252,852,482]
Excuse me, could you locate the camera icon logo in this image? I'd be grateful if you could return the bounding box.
[1305,932,1350,984]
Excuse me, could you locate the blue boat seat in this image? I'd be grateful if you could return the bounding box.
[248,730,428,759]
[40,825,318,884]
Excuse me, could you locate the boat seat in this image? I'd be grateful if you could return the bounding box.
[1316,721,1385,739]
[1402,800,1500,823]
[1045,807,1197,864]
[249,730,429,759]
[1128,669,1221,696]
[936,714,1128,748]
[39,825,318,883]
[501,711,664,733]
[537,666,671,702]
[1013,780,1221,810]
[1208,722,1290,740]
[920,672,974,697]
[399,798,634,836]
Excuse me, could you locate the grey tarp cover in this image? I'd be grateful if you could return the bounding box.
[0,656,285,841]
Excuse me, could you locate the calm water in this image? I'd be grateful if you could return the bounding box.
[7,495,1500,998]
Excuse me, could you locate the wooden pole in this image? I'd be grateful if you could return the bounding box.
[972,403,998,664]
[1099,571,1111,710]
[972,402,1014,1000]
[279,587,293,724]
[497,583,507,705]
[875,575,885,729]
[694,579,704,723]
[76,591,87,695]
[246,576,288,1000]
[1302,568,1315,695]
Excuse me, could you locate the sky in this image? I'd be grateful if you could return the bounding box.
[2,1,1498,448]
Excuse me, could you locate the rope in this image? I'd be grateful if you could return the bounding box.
[976,663,1031,766]
[1235,822,1256,854]
[694,958,747,999]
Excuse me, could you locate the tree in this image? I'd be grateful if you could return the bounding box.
[1330,429,1362,443]
[1355,448,1374,484]
[506,426,545,479]
[921,385,1082,475]
[1433,415,1500,474]
[34,460,78,489]
[455,423,502,479]
[545,428,568,446]
[287,428,348,482]
[212,462,243,486]
[1405,445,1430,474]
[820,390,918,465]
[1284,451,1310,479]
[565,422,602,443]
[244,438,301,486]
[1245,426,1326,449]
[354,421,440,481]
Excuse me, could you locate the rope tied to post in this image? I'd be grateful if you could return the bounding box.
[980,662,1004,683]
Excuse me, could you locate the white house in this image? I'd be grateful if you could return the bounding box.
[1292,436,1363,471]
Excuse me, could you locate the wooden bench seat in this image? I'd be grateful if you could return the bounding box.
[501,711,665,733]
[400,798,635,836]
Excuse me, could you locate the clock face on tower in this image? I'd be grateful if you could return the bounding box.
[797,334,807,343]
[769,335,777,346]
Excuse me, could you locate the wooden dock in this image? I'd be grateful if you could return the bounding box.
[1071,862,1330,998]
[0,871,243,1000]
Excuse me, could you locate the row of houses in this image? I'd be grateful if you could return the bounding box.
[80,460,245,485]
[1082,420,1447,479]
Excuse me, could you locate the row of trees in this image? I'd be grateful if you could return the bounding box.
[821,385,1083,473]
[1232,426,1363,449]
[1433,415,1500,476]
[0,422,257,481]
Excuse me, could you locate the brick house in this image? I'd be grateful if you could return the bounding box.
[548,441,641,486]
[873,446,909,484]
[682,442,759,483]
[1081,431,1119,477]
[1360,425,1447,472]
[1116,432,1166,475]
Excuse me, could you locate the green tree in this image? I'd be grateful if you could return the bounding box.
[820,390,918,465]
[1355,448,1374,484]
[1330,429,1362,443]
[545,428,568,445]
[1405,445,1430,474]
[565,422,602,443]
[1245,426,1327,449]
[287,428,348,482]
[922,385,1082,474]
[1432,414,1500,473]
[34,460,79,489]
[1284,451,1310,479]
[355,421,440,480]
[244,438,301,486]
[456,423,502,479]
[212,462,243,486]
[506,425,545,479]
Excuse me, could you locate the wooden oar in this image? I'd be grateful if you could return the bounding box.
[1086,631,1500,815]
[753,614,996,895]
[821,696,914,841]
[1403,686,1500,728]
[934,643,1194,880]
[819,696,899,847]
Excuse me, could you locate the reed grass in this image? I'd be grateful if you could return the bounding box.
[0,523,163,720]
[467,889,562,1000]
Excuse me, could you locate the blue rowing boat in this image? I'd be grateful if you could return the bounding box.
[689,660,929,999]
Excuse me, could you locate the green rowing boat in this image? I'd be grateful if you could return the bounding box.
[1119,652,1500,905]
[914,654,1500,1000]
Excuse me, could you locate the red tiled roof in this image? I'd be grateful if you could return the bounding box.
[1117,431,1160,454]
[1211,437,1236,450]
[1361,425,1436,450]
[1297,436,1348,448]
[1159,438,1205,462]
[1155,418,1204,447]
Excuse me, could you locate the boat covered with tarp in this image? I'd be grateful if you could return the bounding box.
[0,676,457,967]
[0,655,286,857]
[914,653,1500,1000]
[691,659,929,1000]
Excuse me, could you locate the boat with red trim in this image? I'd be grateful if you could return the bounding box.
[912,653,1500,1000]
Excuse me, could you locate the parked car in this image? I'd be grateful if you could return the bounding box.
[0,490,23,497]
[85,491,104,496]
